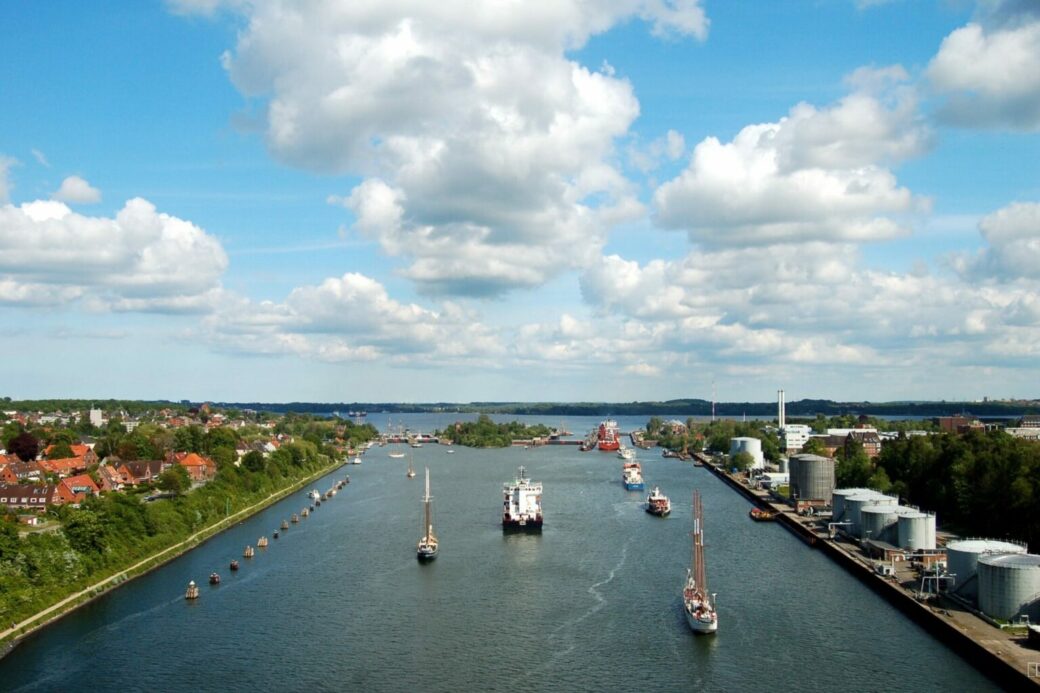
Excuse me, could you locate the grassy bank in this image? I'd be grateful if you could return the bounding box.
[0,455,345,652]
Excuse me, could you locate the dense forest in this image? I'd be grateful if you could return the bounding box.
[435,415,552,448]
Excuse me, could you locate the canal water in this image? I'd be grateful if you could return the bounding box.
[0,442,999,691]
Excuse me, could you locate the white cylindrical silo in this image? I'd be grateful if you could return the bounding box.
[977,553,1040,621]
[730,437,765,470]
[861,505,900,543]
[947,539,1029,599]
[832,488,874,523]
[845,493,897,539]
[896,512,937,551]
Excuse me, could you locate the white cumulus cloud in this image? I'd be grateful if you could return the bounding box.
[653,68,927,246]
[190,0,706,296]
[927,4,1040,130]
[0,198,227,311]
[51,175,102,204]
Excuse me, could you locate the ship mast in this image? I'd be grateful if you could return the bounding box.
[423,467,434,541]
[693,491,707,592]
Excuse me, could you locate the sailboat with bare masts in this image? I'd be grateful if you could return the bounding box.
[417,467,438,561]
[683,490,718,634]
[406,450,416,479]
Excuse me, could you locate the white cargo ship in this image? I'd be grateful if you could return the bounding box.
[502,466,543,531]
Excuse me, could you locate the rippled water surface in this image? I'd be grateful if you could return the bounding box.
[0,438,999,692]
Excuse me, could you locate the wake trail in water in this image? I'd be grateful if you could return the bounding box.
[539,535,634,672]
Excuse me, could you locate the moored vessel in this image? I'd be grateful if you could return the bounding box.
[502,466,543,531]
[749,507,777,522]
[646,487,671,516]
[243,545,255,558]
[417,467,438,561]
[229,559,239,571]
[281,519,290,530]
[209,572,220,585]
[622,461,645,491]
[257,536,269,548]
[683,491,718,634]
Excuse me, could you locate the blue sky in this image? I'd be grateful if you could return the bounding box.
[1,0,1039,403]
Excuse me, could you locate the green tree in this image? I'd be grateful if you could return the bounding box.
[47,442,74,459]
[801,437,826,455]
[732,450,755,471]
[157,465,191,495]
[242,450,266,473]
[63,510,106,554]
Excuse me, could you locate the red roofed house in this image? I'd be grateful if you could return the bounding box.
[39,457,90,478]
[57,474,100,505]
[0,465,17,484]
[115,460,169,486]
[96,464,124,492]
[175,452,217,483]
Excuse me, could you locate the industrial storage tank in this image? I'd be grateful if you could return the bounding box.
[832,488,874,522]
[947,539,1028,599]
[789,454,836,504]
[896,512,937,550]
[729,437,764,470]
[860,505,900,543]
[845,493,896,538]
[977,553,1040,621]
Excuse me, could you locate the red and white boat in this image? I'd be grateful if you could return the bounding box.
[645,487,671,516]
[597,419,620,451]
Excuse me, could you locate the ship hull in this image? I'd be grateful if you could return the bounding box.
[684,607,718,634]
[502,517,543,532]
[417,547,438,561]
[598,440,620,451]
[623,481,645,491]
[646,505,670,517]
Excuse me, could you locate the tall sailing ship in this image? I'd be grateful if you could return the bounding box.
[683,490,718,634]
[417,467,438,561]
[406,451,416,479]
[502,466,543,531]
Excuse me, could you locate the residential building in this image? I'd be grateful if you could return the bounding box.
[0,484,59,511]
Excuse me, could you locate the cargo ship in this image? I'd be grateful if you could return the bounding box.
[622,461,645,491]
[683,490,718,634]
[502,466,543,531]
[645,487,671,516]
[597,419,620,451]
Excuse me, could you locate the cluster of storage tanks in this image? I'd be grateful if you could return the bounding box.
[945,539,1040,622]
[830,488,936,550]
[831,487,1040,622]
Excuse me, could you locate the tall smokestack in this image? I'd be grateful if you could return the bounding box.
[778,389,786,429]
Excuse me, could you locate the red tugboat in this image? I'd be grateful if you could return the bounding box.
[597,420,620,451]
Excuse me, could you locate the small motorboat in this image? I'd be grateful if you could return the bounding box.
[209,572,220,585]
[273,530,280,539]
[281,519,290,530]
[229,560,240,571]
